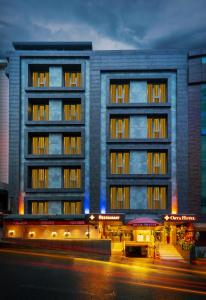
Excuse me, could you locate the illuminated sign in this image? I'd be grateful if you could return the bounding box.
[87,214,124,222]
[163,214,197,222]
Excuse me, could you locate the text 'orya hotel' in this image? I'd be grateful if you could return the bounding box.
[8,42,189,219]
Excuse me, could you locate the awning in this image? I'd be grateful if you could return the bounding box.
[127,217,159,227]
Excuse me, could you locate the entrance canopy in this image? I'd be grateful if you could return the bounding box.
[127,217,159,227]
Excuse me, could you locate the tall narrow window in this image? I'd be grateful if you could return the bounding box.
[63,201,81,214]
[147,117,167,138]
[32,136,49,155]
[147,83,167,103]
[110,83,129,103]
[147,152,167,174]
[31,201,48,214]
[64,71,81,87]
[32,71,49,87]
[110,117,129,139]
[29,103,49,121]
[63,136,81,155]
[63,103,81,121]
[147,186,167,209]
[31,168,48,189]
[110,152,130,174]
[64,168,81,188]
[110,186,130,209]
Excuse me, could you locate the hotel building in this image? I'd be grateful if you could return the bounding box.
[1,42,205,256]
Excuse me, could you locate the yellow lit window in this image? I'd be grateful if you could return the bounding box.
[32,72,49,87]
[63,201,81,214]
[147,117,167,139]
[63,136,81,155]
[63,104,81,121]
[110,152,130,174]
[110,83,129,103]
[29,104,49,121]
[110,117,129,139]
[31,168,48,189]
[147,83,167,103]
[110,186,130,209]
[64,72,81,87]
[32,136,49,155]
[147,186,167,209]
[147,152,167,174]
[31,201,48,214]
[64,168,81,188]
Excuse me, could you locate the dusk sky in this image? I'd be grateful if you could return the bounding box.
[0,0,206,51]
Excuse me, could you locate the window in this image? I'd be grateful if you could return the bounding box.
[147,152,167,174]
[63,135,81,155]
[29,103,49,121]
[63,65,81,87]
[110,83,129,103]
[110,152,130,174]
[63,103,81,121]
[147,117,167,138]
[110,117,129,139]
[63,168,81,188]
[31,136,49,155]
[63,201,81,214]
[147,186,167,209]
[110,186,130,209]
[31,201,48,214]
[32,71,49,87]
[31,168,48,189]
[147,83,167,103]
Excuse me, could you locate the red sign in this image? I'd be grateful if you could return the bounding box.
[163,215,197,222]
[87,214,124,222]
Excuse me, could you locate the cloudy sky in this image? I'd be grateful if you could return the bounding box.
[0,0,206,51]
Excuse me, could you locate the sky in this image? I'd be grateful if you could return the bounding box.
[0,0,206,51]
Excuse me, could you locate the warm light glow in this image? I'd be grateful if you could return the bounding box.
[51,231,57,238]
[8,230,15,237]
[171,194,178,214]
[64,231,71,238]
[18,192,25,215]
[29,231,35,238]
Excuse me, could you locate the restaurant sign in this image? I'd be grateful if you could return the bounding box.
[163,214,197,222]
[86,214,124,222]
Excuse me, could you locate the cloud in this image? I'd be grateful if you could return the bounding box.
[0,0,206,51]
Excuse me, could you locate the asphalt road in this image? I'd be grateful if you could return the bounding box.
[0,248,206,300]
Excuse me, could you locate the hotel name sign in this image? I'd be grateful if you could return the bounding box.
[164,214,197,222]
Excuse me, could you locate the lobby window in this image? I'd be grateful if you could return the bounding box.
[28,102,49,121]
[147,152,167,174]
[63,168,81,188]
[147,186,167,209]
[147,82,167,103]
[110,82,129,103]
[31,201,48,214]
[30,135,49,155]
[63,135,81,155]
[110,152,130,174]
[147,116,167,138]
[63,65,81,87]
[63,101,81,121]
[110,186,130,209]
[110,117,129,139]
[63,201,81,214]
[31,168,48,189]
[31,68,49,87]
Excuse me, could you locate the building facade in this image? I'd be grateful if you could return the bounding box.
[1,41,206,256]
[7,42,191,220]
[0,56,9,212]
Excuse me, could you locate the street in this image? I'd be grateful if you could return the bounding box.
[0,248,206,300]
